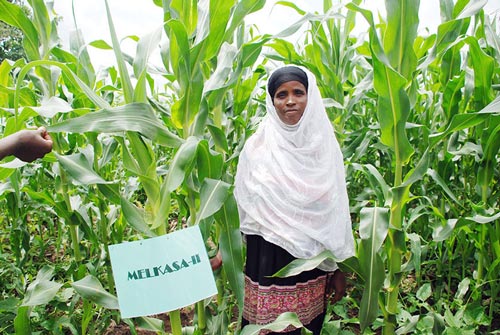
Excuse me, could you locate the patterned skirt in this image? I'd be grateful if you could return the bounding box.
[242,234,327,335]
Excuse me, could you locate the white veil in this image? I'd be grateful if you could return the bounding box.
[234,66,355,271]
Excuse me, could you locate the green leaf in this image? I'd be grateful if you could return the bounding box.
[240,312,304,335]
[195,178,231,224]
[215,194,244,312]
[478,118,500,193]
[432,219,457,242]
[348,4,414,164]
[466,36,496,106]
[240,38,268,68]
[104,0,134,103]
[164,136,199,194]
[455,0,487,19]
[165,19,190,89]
[384,0,418,79]
[197,140,223,183]
[126,132,157,182]
[14,60,110,111]
[31,96,73,118]
[480,93,500,113]
[358,239,384,331]
[29,0,51,57]
[173,68,204,133]
[89,39,113,49]
[55,152,110,185]
[274,12,342,39]
[22,266,63,306]
[207,125,229,153]
[0,0,40,60]
[47,103,183,148]
[169,0,198,36]
[373,56,414,164]
[59,34,92,86]
[358,207,389,331]
[337,256,364,281]
[351,163,390,206]
[402,149,430,187]
[154,136,199,229]
[133,27,163,103]
[416,283,432,302]
[72,275,119,310]
[120,197,156,237]
[419,19,469,69]
[0,297,19,312]
[464,211,500,224]
[359,207,389,250]
[133,316,165,331]
[275,1,306,15]
[203,0,235,61]
[203,43,237,93]
[267,38,302,62]
[429,113,491,148]
[224,0,265,41]
[272,251,334,278]
[455,278,470,301]
[427,169,461,205]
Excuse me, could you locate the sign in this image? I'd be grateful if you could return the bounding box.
[108,225,217,318]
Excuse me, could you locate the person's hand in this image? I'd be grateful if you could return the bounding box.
[5,127,53,162]
[210,250,222,271]
[325,269,346,305]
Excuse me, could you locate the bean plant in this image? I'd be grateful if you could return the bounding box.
[0,0,499,334]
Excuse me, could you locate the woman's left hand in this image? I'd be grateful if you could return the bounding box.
[325,269,346,305]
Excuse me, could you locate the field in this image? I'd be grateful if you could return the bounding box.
[0,0,499,334]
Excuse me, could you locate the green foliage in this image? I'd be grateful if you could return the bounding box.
[0,23,25,62]
[0,0,27,62]
[0,0,499,334]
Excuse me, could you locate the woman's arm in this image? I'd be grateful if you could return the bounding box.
[325,269,347,304]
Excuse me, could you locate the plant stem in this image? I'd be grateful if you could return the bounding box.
[385,152,403,332]
[69,225,82,262]
[169,309,182,335]
[382,314,397,335]
[197,301,206,333]
[156,224,167,236]
[489,281,498,332]
[477,186,488,284]
[61,169,82,263]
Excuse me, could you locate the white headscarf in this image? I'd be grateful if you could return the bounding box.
[234,66,355,271]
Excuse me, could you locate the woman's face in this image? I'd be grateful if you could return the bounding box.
[272,80,308,125]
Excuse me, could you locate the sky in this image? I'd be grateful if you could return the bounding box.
[52,0,500,69]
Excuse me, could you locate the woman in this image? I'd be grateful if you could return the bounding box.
[234,66,355,334]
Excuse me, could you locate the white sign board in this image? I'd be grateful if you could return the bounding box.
[108,225,217,318]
